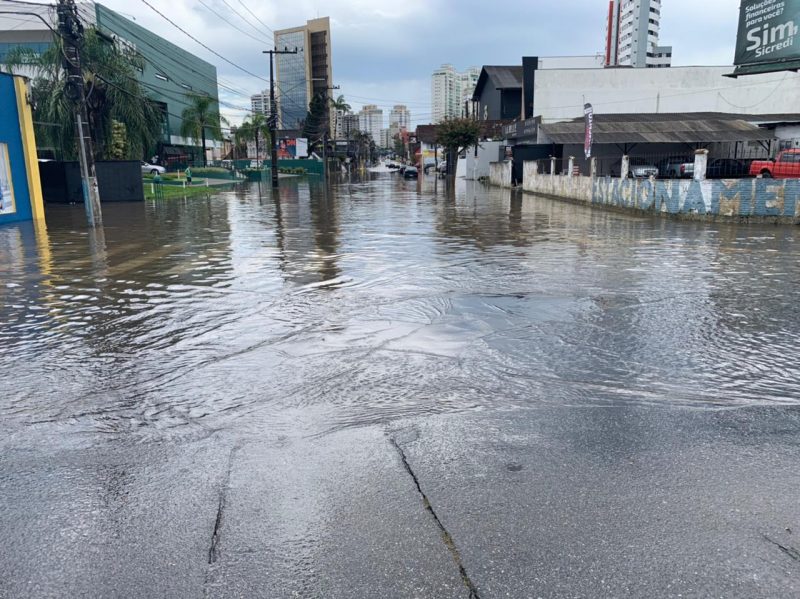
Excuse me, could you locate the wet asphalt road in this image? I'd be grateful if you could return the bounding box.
[1,176,800,598]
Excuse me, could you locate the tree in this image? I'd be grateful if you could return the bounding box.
[392,133,405,159]
[4,29,163,161]
[235,113,270,163]
[180,94,228,167]
[435,117,482,176]
[329,94,350,139]
[302,92,329,147]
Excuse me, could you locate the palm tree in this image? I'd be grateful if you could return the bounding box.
[4,29,163,160]
[235,113,270,164]
[180,94,228,167]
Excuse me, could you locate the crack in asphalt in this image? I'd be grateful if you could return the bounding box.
[763,534,800,562]
[390,438,481,599]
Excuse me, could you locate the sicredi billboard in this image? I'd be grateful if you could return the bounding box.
[734,0,800,74]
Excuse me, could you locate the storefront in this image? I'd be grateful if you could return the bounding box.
[0,72,44,225]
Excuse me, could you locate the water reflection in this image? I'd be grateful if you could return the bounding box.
[1,178,799,441]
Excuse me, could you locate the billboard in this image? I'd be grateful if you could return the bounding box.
[276,138,309,159]
[732,0,800,76]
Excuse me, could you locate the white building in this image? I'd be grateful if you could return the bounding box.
[389,105,410,129]
[534,66,800,123]
[459,67,480,117]
[358,104,383,144]
[431,64,479,123]
[605,0,672,68]
[250,90,270,116]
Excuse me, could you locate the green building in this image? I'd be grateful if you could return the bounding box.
[0,2,220,163]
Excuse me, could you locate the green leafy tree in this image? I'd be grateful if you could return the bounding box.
[392,133,405,158]
[436,117,482,175]
[180,94,228,167]
[235,113,270,163]
[329,94,350,139]
[4,30,163,160]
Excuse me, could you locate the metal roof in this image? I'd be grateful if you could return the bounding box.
[540,113,776,145]
[472,66,523,100]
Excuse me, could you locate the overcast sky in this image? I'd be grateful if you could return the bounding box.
[93,0,742,126]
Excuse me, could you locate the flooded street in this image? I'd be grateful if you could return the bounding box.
[2,177,800,597]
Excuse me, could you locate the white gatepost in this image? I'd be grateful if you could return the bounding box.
[550,156,556,176]
[693,149,709,181]
[590,157,597,178]
[620,155,630,180]
[568,156,575,178]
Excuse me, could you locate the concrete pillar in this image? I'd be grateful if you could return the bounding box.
[590,157,597,179]
[568,156,575,178]
[550,156,556,176]
[620,155,630,180]
[693,149,709,181]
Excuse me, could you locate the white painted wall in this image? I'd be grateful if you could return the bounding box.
[535,67,800,123]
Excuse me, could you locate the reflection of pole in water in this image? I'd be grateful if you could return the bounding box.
[87,225,108,277]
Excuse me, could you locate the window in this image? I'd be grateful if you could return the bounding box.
[180,83,192,91]
[155,72,169,82]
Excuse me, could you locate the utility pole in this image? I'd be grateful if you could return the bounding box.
[263,47,297,188]
[57,0,102,227]
[323,85,340,184]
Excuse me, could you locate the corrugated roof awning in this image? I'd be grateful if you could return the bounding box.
[540,114,775,145]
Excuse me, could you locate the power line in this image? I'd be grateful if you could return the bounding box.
[138,0,270,84]
[196,0,271,46]
[218,0,273,43]
[236,0,275,36]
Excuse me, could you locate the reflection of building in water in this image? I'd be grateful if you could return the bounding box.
[270,181,340,285]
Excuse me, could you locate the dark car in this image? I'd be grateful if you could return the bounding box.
[706,158,751,178]
[656,156,694,179]
[403,166,418,179]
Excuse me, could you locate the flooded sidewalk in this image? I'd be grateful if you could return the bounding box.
[2,177,800,597]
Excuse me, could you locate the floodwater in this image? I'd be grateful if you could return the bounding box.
[2,176,800,442]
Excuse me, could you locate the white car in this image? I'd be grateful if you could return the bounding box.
[141,161,166,175]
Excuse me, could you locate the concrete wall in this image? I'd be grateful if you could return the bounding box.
[534,67,800,122]
[489,161,512,188]
[461,141,503,180]
[520,161,800,222]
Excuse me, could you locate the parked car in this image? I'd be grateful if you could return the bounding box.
[141,161,166,175]
[610,157,659,178]
[704,158,751,178]
[656,156,693,178]
[749,149,800,178]
[403,166,418,179]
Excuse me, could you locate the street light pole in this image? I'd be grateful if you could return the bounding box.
[263,47,298,188]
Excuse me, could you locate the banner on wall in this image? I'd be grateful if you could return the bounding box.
[583,103,594,159]
[731,0,800,76]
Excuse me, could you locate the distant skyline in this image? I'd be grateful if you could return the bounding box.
[87,0,742,126]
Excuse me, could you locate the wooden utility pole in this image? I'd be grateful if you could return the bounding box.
[57,0,102,226]
[263,47,298,188]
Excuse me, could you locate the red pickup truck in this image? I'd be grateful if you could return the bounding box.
[749,149,800,178]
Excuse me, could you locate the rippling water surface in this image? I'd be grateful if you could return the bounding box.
[2,177,799,440]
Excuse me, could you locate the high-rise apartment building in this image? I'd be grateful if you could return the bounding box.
[605,0,671,68]
[342,113,360,139]
[459,67,480,116]
[358,104,383,145]
[389,105,410,129]
[250,90,271,116]
[274,17,333,134]
[432,64,481,123]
